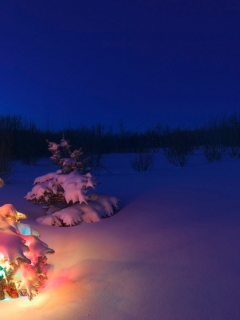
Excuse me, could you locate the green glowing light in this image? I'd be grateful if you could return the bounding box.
[0,266,6,278]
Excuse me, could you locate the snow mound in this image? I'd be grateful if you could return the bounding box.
[52,204,83,226]
[39,202,102,226]
[36,192,119,227]
[88,192,120,216]
[36,215,62,227]
[79,201,103,222]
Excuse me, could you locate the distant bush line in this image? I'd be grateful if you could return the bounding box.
[0,113,240,173]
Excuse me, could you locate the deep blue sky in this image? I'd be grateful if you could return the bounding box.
[0,0,240,130]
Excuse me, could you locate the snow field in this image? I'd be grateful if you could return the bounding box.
[0,152,240,319]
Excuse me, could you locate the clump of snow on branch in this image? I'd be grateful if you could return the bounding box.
[25,137,120,227]
[0,204,27,222]
[88,193,119,216]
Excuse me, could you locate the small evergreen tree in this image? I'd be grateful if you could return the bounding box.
[25,137,119,227]
[0,179,54,301]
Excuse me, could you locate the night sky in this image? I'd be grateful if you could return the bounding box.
[0,1,240,130]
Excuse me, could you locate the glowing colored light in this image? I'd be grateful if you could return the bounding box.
[0,267,6,277]
[19,225,32,235]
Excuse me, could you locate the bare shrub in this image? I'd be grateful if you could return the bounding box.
[130,150,156,172]
[204,145,223,162]
[163,148,192,167]
[86,153,112,175]
[226,146,240,159]
[163,129,194,167]
[0,135,15,183]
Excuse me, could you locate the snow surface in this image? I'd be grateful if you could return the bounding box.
[1,151,240,320]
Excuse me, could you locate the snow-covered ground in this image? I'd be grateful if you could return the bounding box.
[1,151,240,320]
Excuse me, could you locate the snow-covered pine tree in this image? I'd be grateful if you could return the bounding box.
[25,137,119,227]
[0,181,54,301]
